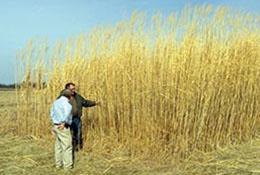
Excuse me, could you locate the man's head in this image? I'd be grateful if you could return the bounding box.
[60,89,72,99]
[65,82,76,96]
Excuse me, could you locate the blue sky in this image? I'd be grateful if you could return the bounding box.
[0,0,259,84]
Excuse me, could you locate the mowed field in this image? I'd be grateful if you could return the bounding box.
[1,90,260,175]
[0,90,17,135]
[0,89,16,108]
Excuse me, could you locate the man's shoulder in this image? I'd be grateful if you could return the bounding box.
[54,97,62,104]
[58,96,69,104]
[75,93,84,100]
[52,97,64,108]
[62,98,72,108]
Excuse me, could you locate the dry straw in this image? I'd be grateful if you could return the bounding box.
[14,5,260,163]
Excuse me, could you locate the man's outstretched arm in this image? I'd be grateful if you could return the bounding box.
[80,95,98,107]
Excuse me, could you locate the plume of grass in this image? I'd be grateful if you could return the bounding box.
[14,5,260,163]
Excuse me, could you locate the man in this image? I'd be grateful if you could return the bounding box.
[63,82,99,151]
[50,89,73,170]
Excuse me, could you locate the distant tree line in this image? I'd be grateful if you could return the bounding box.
[0,83,16,89]
[0,82,47,89]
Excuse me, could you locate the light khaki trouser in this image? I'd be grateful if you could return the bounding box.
[53,126,73,169]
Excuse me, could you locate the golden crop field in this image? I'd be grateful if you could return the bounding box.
[1,90,260,174]
[6,6,260,165]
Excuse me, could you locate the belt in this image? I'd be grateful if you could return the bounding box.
[54,123,70,128]
[54,123,62,125]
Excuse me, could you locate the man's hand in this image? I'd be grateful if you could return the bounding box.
[51,128,56,136]
[57,123,65,130]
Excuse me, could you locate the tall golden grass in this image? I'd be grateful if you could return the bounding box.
[14,6,260,162]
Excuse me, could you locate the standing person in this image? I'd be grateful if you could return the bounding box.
[64,82,99,151]
[50,89,73,170]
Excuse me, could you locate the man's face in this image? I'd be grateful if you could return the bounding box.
[68,85,76,96]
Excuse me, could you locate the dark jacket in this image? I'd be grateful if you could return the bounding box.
[58,90,97,117]
[72,93,96,117]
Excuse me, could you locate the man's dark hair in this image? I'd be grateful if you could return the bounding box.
[65,82,75,89]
